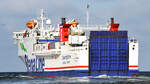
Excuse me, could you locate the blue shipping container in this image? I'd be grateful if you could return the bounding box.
[89,31,129,72]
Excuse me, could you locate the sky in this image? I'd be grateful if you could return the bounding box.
[0,0,150,72]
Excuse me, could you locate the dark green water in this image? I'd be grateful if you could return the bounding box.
[0,72,150,84]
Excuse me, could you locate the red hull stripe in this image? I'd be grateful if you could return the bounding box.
[44,66,88,70]
[129,65,138,67]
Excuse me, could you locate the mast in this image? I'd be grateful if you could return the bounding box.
[40,9,44,30]
[86,4,90,27]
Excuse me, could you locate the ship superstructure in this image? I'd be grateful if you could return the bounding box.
[13,9,139,77]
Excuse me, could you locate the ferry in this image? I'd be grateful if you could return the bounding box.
[13,9,138,77]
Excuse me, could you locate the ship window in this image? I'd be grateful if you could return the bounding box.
[37,33,40,36]
[132,48,135,50]
[16,34,18,38]
[64,36,68,38]
[45,32,47,35]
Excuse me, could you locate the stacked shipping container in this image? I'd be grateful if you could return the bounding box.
[89,31,129,76]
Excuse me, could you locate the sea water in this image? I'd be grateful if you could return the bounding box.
[0,72,150,84]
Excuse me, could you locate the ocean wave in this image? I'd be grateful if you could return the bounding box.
[0,72,150,84]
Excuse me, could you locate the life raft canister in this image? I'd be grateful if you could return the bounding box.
[26,20,37,29]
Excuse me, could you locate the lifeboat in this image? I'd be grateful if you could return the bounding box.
[26,20,37,29]
[71,20,78,27]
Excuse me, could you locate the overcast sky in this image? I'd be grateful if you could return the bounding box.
[0,0,150,72]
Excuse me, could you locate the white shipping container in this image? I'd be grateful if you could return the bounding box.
[129,40,139,70]
[69,35,86,44]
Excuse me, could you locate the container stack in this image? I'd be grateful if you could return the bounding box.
[89,31,129,76]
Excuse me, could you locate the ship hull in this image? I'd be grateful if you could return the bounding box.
[28,70,139,77]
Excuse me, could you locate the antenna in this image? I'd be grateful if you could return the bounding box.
[86,4,90,27]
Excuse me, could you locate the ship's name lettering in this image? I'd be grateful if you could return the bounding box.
[62,55,71,64]
[25,55,45,72]
[62,55,71,60]
[62,61,70,64]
